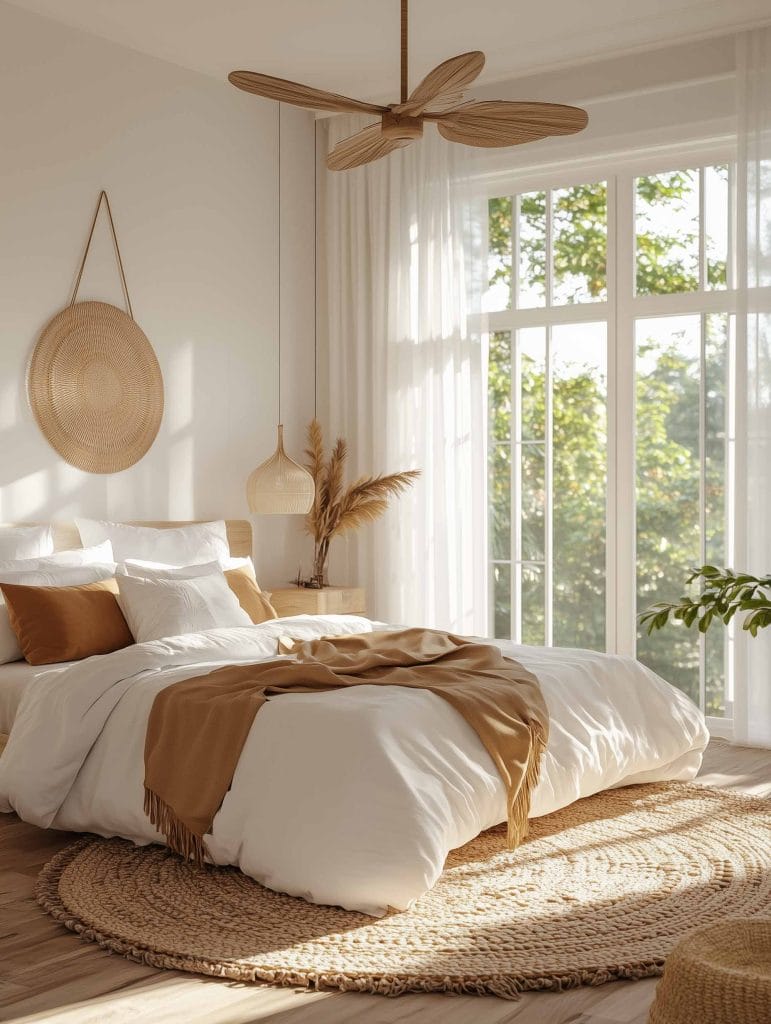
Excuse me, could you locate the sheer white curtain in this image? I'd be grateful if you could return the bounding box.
[734,28,771,747]
[323,117,487,632]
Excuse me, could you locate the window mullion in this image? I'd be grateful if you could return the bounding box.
[546,189,554,311]
[699,166,707,292]
[545,325,554,647]
[510,194,520,644]
[512,194,520,312]
[544,191,554,647]
[732,159,748,735]
[727,162,736,291]
[483,302,610,332]
[512,333,522,645]
[699,313,707,714]
[725,313,737,714]
[605,175,618,655]
[614,171,638,657]
[631,290,739,317]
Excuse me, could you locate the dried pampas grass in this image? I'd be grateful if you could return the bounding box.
[304,419,419,586]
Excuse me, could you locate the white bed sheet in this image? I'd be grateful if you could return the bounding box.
[0,662,71,734]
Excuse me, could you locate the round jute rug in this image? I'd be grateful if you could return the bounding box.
[36,783,771,1000]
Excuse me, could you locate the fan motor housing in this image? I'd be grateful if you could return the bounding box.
[382,110,423,141]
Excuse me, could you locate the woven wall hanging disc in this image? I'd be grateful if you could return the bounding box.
[28,191,163,474]
[29,301,163,474]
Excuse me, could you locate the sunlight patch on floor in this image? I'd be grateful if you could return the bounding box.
[5,974,336,1024]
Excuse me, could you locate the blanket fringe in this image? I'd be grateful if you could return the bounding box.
[506,723,547,850]
[144,787,207,865]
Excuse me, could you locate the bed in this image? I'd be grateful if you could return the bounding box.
[0,520,709,917]
[0,662,47,735]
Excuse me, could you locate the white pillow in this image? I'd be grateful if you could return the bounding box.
[0,563,117,665]
[116,572,252,643]
[0,525,53,562]
[120,555,257,581]
[0,564,115,588]
[41,540,114,567]
[75,519,230,565]
[0,541,114,573]
[119,559,221,580]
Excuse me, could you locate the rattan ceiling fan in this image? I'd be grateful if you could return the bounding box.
[229,0,588,171]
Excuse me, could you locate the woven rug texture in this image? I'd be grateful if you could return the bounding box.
[36,782,771,1000]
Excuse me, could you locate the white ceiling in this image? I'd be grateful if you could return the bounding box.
[6,0,770,101]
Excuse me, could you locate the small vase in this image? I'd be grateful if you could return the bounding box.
[311,545,330,589]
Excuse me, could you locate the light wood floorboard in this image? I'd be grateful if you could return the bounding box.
[0,739,768,1024]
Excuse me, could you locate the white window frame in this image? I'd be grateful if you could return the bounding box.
[478,135,739,735]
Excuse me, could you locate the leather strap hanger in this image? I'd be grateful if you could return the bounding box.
[69,190,134,319]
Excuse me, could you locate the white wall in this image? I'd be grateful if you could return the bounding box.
[0,1,316,585]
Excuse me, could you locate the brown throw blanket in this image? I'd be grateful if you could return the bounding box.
[144,628,549,864]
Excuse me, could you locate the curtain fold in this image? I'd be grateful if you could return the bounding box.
[323,117,487,633]
[734,28,771,747]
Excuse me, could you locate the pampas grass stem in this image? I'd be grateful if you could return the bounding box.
[304,419,419,584]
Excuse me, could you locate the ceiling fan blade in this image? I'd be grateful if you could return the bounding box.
[228,71,388,115]
[432,100,588,147]
[394,51,485,116]
[326,124,408,171]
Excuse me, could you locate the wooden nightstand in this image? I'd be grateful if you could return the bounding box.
[268,586,367,618]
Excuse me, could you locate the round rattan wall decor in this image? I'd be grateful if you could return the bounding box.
[29,301,163,474]
[28,191,164,474]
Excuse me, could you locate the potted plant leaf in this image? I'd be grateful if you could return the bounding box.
[639,566,771,638]
[303,419,420,588]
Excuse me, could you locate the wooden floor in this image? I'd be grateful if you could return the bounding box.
[0,738,768,1024]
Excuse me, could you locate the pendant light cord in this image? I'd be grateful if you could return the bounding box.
[314,117,318,420]
[401,0,408,103]
[277,103,282,426]
[278,107,318,425]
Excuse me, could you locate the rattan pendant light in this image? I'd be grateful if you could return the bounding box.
[246,105,315,515]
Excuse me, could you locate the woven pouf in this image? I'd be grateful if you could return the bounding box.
[649,918,771,1024]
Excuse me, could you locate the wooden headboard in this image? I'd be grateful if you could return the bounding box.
[0,521,253,558]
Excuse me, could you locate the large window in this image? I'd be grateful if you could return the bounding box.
[486,158,734,722]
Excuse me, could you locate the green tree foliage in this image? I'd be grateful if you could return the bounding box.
[488,168,729,713]
[490,185,608,302]
[636,171,698,295]
[640,567,771,638]
[489,328,606,653]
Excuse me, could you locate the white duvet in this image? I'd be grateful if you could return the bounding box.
[0,615,709,916]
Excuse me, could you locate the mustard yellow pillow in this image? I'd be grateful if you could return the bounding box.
[0,579,133,665]
[224,568,277,624]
